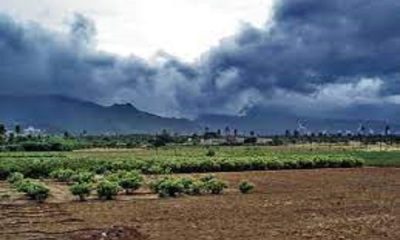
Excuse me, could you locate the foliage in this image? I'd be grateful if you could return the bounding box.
[203,178,227,195]
[206,149,216,157]
[239,181,255,194]
[7,172,24,184]
[50,169,75,182]
[186,180,205,195]
[0,147,366,180]
[150,175,227,197]
[96,180,120,200]
[71,172,95,184]
[14,179,33,192]
[70,183,92,201]
[200,174,216,182]
[15,180,50,202]
[116,171,143,194]
[150,177,185,198]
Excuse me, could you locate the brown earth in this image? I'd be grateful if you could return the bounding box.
[1,168,399,240]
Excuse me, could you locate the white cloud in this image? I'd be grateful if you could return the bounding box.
[0,0,274,61]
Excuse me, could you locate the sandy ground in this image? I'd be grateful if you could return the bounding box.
[1,168,399,240]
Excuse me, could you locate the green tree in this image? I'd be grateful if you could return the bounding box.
[0,124,6,136]
[0,123,5,143]
[15,125,21,135]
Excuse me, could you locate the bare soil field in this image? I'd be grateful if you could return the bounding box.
[1,168,399,240]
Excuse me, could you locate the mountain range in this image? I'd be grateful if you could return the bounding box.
[0,95,398,135]
[0,95,197,134]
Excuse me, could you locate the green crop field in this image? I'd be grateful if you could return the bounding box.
[1,146,399,181]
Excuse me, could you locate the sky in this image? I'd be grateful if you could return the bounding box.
[0,0,274,61]
[0,0,400,119]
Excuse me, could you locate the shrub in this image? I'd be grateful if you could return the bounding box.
[266,160,284,170]
[118,171,143,195]
[16,180,50,203]
[179,177,194,190]
[204,178,227,195]
[105,172,124,182]
[186,180,205,195]
[70,183,92,201]
[206,149,216,157]
[14,179,33,192]
[7,172,24,184]
[239,181,255,194]
[96,180,120,200]
[151,177,185,198]
[200,174,216,183]
[71,172,95,184]
[50,169,75,182]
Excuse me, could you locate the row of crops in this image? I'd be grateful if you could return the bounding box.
[7,170,254,203]
[0,153,363,180]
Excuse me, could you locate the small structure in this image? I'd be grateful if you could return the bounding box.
[23,126,42,136]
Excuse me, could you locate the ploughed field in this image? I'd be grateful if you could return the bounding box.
[1,168,399,240]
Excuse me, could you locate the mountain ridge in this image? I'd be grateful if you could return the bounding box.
[0,95,398,135]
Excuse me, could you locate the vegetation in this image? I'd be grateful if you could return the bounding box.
[206,149,216,157]
[239,181,255,194]
[352,151,400,167]
[15,180,50,203]
[150,177,186,197]
[0,149,364,180]
[50,169,75,182]
[150,175,228,197]
[70,183,92,201]
[117,171,143,195]
[7,172,24,184]
[203,178,227,195]
[71,172,95,184]
[96,180,120,200]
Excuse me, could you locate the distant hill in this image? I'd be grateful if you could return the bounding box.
[198,105,400,135]
[0,95,398,135]
[0,95,198,134]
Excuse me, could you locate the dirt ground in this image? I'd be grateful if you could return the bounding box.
[1,168,399,240]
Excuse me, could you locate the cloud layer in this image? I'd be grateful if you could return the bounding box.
[1,0,400,118]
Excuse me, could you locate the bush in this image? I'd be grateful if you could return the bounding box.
[203,178,227,195]
[150,177,185,198]
[96,180,120,200]
[14,179,33,192]
[200,174,216,183]
[179,177,194,190]
[186,180,205,195]
[118,171,143,194]
[7,172,24,184]
[70,183,92,201]
[71,172,95,184]
[16,180,50,203]
[50,169,75,182]
[206,149,216,157]
[239,181,255,194]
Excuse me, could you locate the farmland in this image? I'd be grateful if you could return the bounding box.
[0,168,399,239]
[1,146,400,239]
[0,146,367,179]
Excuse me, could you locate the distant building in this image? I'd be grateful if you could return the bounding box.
[256,138,273,145]
[201,138,226,145]
[203,132,219,140]
[23,126,42,136]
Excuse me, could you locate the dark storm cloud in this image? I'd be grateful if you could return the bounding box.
[1,0,400,117]
[204,0,400,96]
[0,13,113,97]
